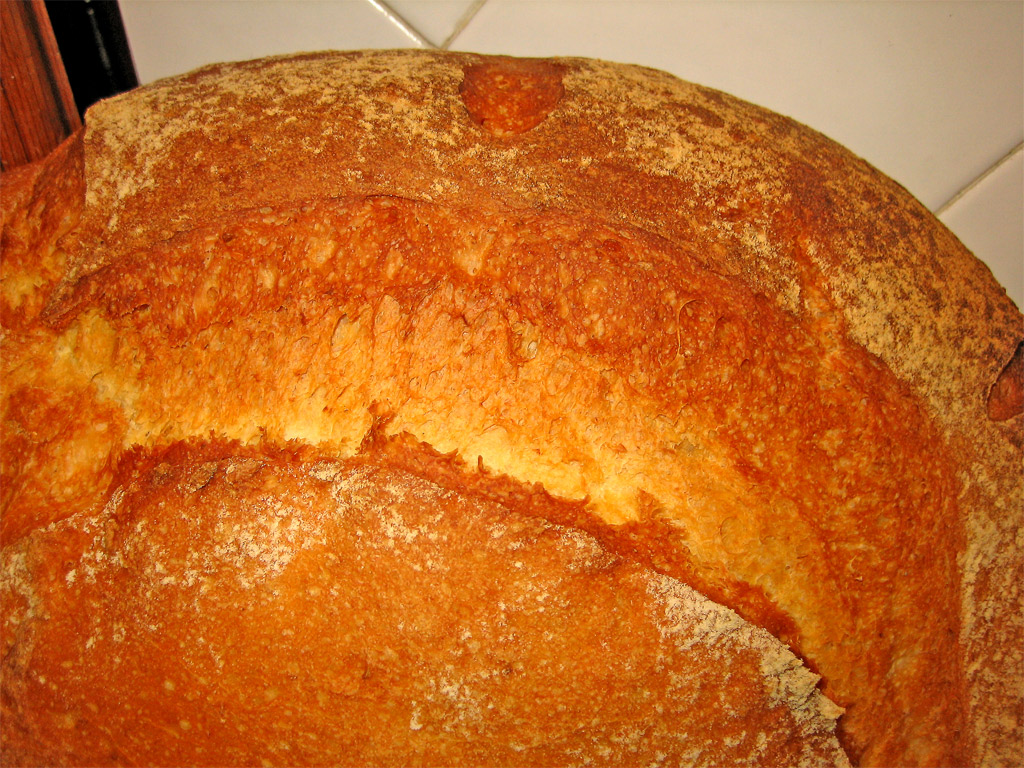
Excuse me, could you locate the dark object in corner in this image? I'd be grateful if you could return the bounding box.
[45,0,138,118]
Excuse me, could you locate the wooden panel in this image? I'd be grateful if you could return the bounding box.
[1,0,80,171]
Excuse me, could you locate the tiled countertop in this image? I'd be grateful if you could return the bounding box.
[118,0,1023,307]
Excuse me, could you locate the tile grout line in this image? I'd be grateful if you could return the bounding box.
[440,0,489,51]
[934,141,1024,217]
[364,0,435,48]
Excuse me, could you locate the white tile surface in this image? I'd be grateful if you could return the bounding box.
[116,0,1023,306]
[939,147,1024,309]
[385,1,482,48]
[119,0,420,84]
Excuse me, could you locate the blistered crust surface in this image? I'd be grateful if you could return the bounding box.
[1,50,1021,766]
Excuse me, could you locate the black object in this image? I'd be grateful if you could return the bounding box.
[44,0,138,118]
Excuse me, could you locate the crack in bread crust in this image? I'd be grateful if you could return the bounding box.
[7,194,966,764]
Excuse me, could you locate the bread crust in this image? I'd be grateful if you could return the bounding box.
[1,50,1020,766]
[2,437,852,767]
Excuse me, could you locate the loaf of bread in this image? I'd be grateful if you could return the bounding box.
[1,50,1021,767]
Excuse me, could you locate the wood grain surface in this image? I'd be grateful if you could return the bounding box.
[1,0,80,171]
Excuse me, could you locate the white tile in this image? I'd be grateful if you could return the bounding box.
[940,149,1024,309]
[456,1,1023,213]
[120,0,423,84]
[384,1,483,48]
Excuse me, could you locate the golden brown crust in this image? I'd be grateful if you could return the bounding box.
[1,50,1020,766]
[1,438,849,767]
[0,131,84,330]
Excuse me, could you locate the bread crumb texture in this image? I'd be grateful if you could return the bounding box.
[1,50,1020,767]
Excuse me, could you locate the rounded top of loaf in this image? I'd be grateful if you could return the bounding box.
[70,49,1024,416]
